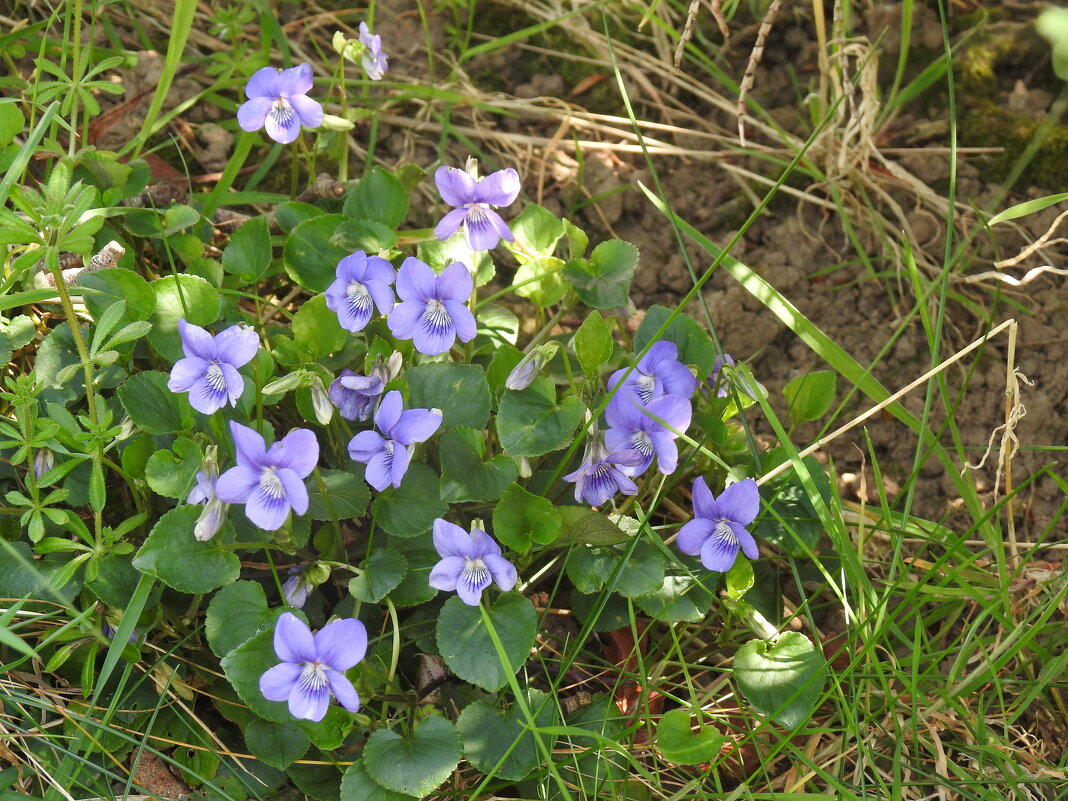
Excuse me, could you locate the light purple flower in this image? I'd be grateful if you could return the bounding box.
[676,477,760,572]
[324,250,396,333]
[347,390,442,491]
[387,258,476,356]
[604,392,692,476]
[237,63,324,144]
[428,519,518,606]
[607,341,697,406]
[563,436,644,507]
[707,354,736,398]
[214,421,319,531]
[259,612,365,722]
[358,22,389,80]
[433,164,520,251]
[167,319,259,415]
[330,370,383,421]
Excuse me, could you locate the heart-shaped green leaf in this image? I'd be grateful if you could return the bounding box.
[456,689,557,780]
[656,708,727,765]
[734,631,827,729]
[435,594,535,692]
[363,716,461,798]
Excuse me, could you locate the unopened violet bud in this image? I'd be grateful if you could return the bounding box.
[516,455,532,478]
[263,370,307,396]
[194,497,227,541]
[282,566,314,608]
[506,342,559,391]
[32,448,54,480]
[310,377,334,425]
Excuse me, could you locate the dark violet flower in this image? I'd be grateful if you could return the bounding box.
[102,620,139,645]
[259,612,365,722]
[324,250,396,333]
[238,63,324,144]
[347,390,442,491]
[428,519,518,606]
[433,163,521,251]
[387,258,476,356]
[563,436,645,507]
[330,352,402,421]
[358,22,389,80]
[676,477,760,572]
[607,341,697,405]
[604,392,692,476]
[215,422,319,531]
[168,319,259,415]
[707,354,736,398]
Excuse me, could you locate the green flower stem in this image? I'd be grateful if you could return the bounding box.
[475,601,572,799]
[46,248,103,543]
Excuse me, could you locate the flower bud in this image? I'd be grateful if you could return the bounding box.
[516,455,532,478]
[263,370,307,396]
[310,377,334,425]
[32,448,54,480]
[506,342,559,391]
[194,498,227,541]
[321,113,355,132]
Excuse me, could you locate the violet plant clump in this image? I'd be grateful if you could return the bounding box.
[5,22,844,795]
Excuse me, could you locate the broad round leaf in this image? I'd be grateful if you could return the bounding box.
[456,689,557,781]
[283,214,351,292]
[147,274,223,361]
[348,549,408,603]
[656,708,727,765]
[363,716,461,798]
[406,363,491,430]
[372,463,446,538]
[205,580,270,658]
[340,762,415,801]
[131,507,240,594]
[245,717,310,770]
[495,378,584,458]
[492,482,561,552]
[435,594,535,692]
[734,631,827,730]
[117,371,192,435]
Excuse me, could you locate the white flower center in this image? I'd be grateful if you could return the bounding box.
[463,557,489,588]
[299,661,328,690]
[269,98,295,126]
[346,280,372,314]
[714,519,737,546]
[631,430,653,456]
[423,298,452,332]
[259,467,286,500]
[206,363,226,393]
[636,373,656,403]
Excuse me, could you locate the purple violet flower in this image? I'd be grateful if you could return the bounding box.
[347,390,442,491]
[676,477,760,572]
[237,63,324,144]
[604,392,692,476]
[433,163,521,251]
[428,519,518,606]
[563,436,645,507]
[707,354,736,398]
[259,612,365,722]
[214,421,319,531]
[358,22,389,80]
[324,250,396,333]
[167,319,259,415]
[387,258,476,356]
[607,341,697,405]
